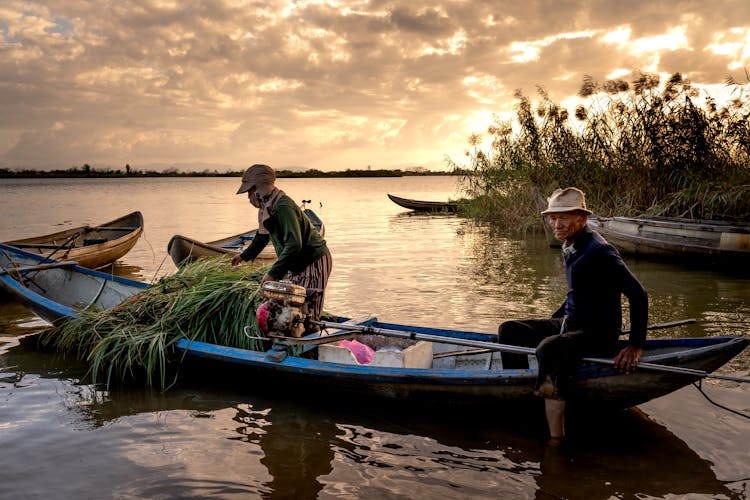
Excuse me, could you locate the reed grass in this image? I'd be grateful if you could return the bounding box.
[42,258,269,390]
[452,72,750,229]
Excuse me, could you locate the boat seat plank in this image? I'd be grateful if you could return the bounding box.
[85,226,140,232]
[11,243,78,250]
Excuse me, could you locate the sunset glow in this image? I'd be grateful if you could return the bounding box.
[0,1,748,171]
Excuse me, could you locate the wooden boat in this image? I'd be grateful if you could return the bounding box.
[387,194,458,213]
[167,208,325,267]
[174,321,747,410]
[0,243,148,324]
[3,211,144,269]
[588,215,750,263]
[3,246,746,409]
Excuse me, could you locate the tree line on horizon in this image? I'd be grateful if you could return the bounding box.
[0,164,461,179]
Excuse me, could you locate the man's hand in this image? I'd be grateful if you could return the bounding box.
[261,273,274,285]
[614,345,642,374]
[231,254,244,266]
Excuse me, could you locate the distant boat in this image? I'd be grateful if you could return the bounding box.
[0,243,148,324]
[387,194,458,213]
[3,211,144,270]
[167,208,325,267]
[588,215,750,264]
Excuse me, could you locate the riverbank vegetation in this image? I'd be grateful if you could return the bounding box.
[453,71,750,231]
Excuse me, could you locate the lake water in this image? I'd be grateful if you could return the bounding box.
[0,176,749,499]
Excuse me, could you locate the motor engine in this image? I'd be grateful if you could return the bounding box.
[256,281,308,337]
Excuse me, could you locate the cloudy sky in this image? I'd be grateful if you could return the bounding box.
[1,1,749,172]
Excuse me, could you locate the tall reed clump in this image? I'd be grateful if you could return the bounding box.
[41,258,269,390]
[451,71,750,230]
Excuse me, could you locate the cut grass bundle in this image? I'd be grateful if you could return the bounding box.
[43,257,269,390]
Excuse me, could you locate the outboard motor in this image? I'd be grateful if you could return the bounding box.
[256,281,308,337]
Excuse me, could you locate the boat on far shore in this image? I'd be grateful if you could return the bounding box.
[387,194,458,213]
[167,208,325,267]
[588,215,750,264]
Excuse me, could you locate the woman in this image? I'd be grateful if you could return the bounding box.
[231,164,332,326]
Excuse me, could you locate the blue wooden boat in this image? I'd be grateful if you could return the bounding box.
[2,243,746,409]
[175,321,748,410]
[167,208,325,266]
[0,243,148,324]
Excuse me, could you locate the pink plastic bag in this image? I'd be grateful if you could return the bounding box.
[337,339,375,365]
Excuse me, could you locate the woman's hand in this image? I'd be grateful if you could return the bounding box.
[231,254,244,266]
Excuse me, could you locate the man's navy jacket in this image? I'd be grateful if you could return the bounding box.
[553,225,648,348]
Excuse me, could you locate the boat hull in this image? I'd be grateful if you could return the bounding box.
[3,243,746,409]
[589,216,750,263]
[167,233,276,266]
[387,194,458,213]
[175,324,748,410]
[0,243,148,324]
[4,211,144,269]
[167,208,324,266]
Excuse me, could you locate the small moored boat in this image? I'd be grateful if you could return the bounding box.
[588,215,750,264]
[387,194,458,213]
[3,211,144,270]
[167,208,325,267]
[0,243,148,324]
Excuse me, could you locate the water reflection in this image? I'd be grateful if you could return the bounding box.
[0,336,743,498]
[2,176,749,498]
[536,408,739,499]
[111,261,149,282]
[461,222,750,344]
[458,222,567,319]
[232,402,335,499]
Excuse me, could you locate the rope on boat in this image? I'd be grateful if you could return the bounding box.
[692,379,750,420]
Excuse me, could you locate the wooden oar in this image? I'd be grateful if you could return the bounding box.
[269,319,749,382]
[433,319,697,359]
[0,260,78,276]
[582,357,750,383]
[39,232,81,264]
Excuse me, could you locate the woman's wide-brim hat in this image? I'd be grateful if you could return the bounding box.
[540,187,593,215]
[237,164,276,194]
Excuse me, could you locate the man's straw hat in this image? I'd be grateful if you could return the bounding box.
[540,187,593,215]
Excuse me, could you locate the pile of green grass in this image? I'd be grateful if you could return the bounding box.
[42,258,269,390]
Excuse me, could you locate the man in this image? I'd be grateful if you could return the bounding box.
[231,164,332,327]
[497,187,648,441]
